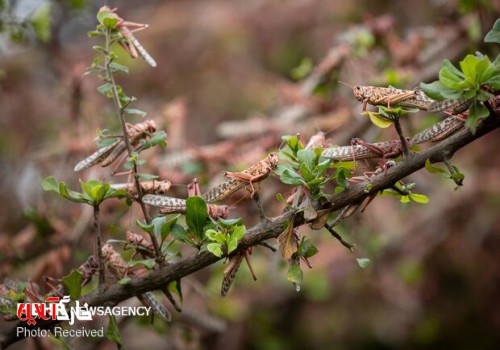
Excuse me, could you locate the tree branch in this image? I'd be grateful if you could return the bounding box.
[2,107,499,349]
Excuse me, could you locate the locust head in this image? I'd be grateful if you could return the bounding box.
[353,85,372,101]
[267,152,279,169]
[153,180,171,195]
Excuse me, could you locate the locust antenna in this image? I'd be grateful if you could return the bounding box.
[338,80,354,89]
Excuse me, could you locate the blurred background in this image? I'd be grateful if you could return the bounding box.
[0,0,499,349]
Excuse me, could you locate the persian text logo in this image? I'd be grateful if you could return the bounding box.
[17,295,152,326]
[17,296,92,326]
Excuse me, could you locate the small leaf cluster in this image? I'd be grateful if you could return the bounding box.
[362,105,418,128]
[424,159,465,190]
[421,30,500,133]
[287,237,319,291]
[204,218,246,258]
[85,7,147,113]
[42,176,127,206]
[380,183,430,204]
[277,135,331,199]
[136,215,182,259]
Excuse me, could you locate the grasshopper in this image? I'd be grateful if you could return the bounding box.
[143,178,230,219]
[74,119,157,172]
[142,194,230,219]
[411,114,466,144]
[99,7,157,67]
[102,244,171,322]
[321,138,406,161]
[352,84,471,113]
[110,179,171,196]
[220,248,257,297]
[202,152,279,203]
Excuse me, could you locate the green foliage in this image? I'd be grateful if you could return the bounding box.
[380,183,430,204]
[186,196,209,242]
[363,106,418,128]
[297,237,319,259]
[420,52,500,133]
[287,260,303,290]
[62,270,83,300]
[485,19,500,44]
[42,176,127,206]
[424,159,464,190]
[106,315,124,347]
[277,135,332,199]
[128,258,156,270]
[205,218,246,258]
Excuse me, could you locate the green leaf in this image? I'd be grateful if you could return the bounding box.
[153,215,179,243]
[315,159,331,177]
[105,315,123,347]
[409,193,430,204]
[400,196,410,203]
[440,66,466,89]
[168,279,183,302]
[424,159,447,174]
[420,81,446,100]
[459,55,480,81]
[218,218,243,227]
[287,261,303,286]
[103,17,118,29]
[280,169,307,187]
[297,150,316,170]
[356,258,370,269]
[136,220,154,234]
[484,19,500,43]
[450,172,465,182]
[97,83,113,96]
[171,225,193,245]
[441,59,465,79]
[335,167,352,188]
[62,270,83,300]
[299,162,315,183]
[139,131,167,151]
[207,243,223,257]
[227,237,239,255]
[467,100,490,133]
[186,196,208,241]
[124,108,147,117]
[362,111,393,128]
[109,62,129,74]
[299,238,319,258]
[231,225,245,241]
[282,135,301,153]
[128,259,156,270]
[205,229,225,244]
[41,176,60,193]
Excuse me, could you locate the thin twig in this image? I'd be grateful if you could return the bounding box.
[394,119,410,157]
[103,28,162,259]
[93,205,105,287]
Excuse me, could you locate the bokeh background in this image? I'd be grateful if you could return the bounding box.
[1,0,499,349]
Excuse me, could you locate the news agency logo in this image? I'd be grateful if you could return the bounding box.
[17,295,152,326]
